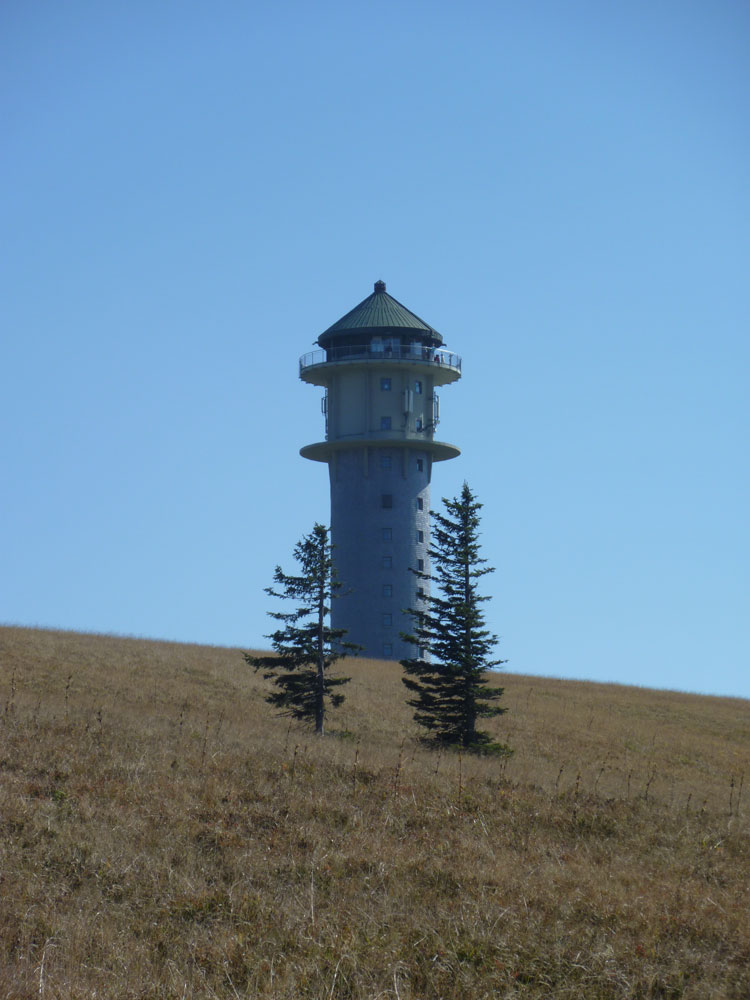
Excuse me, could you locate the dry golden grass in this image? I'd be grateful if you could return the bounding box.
[1,624,748,999]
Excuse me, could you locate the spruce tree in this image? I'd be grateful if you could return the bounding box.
[245,523,357,735]
[401,483,511,755]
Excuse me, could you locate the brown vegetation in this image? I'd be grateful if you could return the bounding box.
[1,625,748,998]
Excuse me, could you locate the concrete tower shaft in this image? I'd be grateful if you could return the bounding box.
[299,281,461,660]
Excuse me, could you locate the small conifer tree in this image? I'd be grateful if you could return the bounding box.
[401,483,511,755]
[245,523,357,735]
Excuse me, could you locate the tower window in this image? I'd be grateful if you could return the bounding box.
[382,555,392,569]
[382,494,393,509]
[382,527,392,541]
[381,416,392,430]
[415,380,423,394]
[383,643,393,657]
[416,418,423,431]
[417,459,423,472]
[382,584,393,597]
[380,454,392,469]
[380,377,391,391]
[417,530,424,543]
[417,587,425,599]
[417,498,423,511]
[417,559,424,571]
[382,613,392,627]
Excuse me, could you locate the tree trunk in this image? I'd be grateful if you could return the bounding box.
[463,548,475,742]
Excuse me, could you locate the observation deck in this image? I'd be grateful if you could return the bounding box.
[299,344,462,388]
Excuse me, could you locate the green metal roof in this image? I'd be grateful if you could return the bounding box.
[318,281,443,346]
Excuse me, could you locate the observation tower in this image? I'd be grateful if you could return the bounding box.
[299,281,462,660]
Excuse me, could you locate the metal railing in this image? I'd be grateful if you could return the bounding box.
[299,345,462,374]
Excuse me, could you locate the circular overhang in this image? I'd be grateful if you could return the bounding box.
[300,438,461,464]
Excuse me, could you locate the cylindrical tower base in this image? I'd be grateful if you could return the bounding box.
[329,446,431,660]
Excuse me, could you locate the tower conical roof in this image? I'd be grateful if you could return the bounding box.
[317,280,443,346]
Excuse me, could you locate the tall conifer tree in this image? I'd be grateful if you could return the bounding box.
[401,483,511,754]
[245,523,357,735]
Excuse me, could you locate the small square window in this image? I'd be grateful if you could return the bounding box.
[380,377,392,391]
[380,454,392,469]
[416,498,423,511]
[383,643,393,657]
[417,530,424,543]
[381,416,392,430]
[417,459,424,472]
[382,613,392,626]
[382,584,393,597]
[415,380,423,394]
[417,558,424,571]
[382,527,392,541]
[382,555,392,569]
[382,494,393,509]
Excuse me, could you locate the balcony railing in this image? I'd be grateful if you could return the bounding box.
[299,345,462,374]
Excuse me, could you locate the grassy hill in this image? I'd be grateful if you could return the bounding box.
[1,625,748,999]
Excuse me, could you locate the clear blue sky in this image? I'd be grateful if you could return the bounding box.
[2,1,748,698]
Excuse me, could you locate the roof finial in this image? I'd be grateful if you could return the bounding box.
[374,279,386,293]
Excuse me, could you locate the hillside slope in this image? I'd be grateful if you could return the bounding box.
[1,626,748,999]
